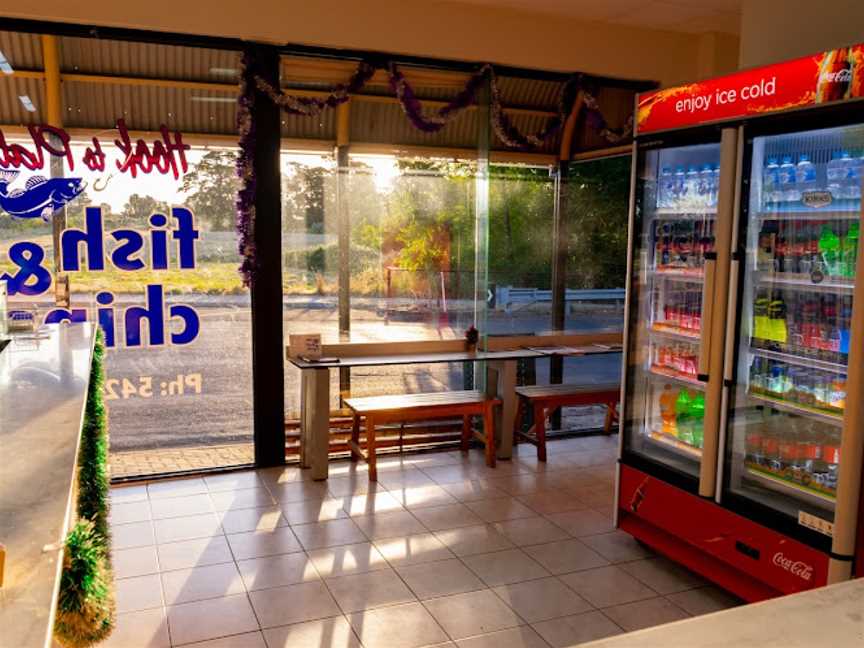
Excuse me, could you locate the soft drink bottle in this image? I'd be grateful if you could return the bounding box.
[818,224,841,276]
[673,166,686,208]
[841,221,859,279]
[711,164,721,208]
[659,384,678,435]
[761,418,781,471]
[827,151,847,200]
[753,289,770,345]
[699,164,713,208]
[658,167,674,209]
[688,392,705,449]
[779,155,798,203]
[675,389,693,444]
[763,157,780,205]
[819,440,841,494]
[839,295,853,356]
[767,293,788,347]
[778,425,800,474]
[795,154,818,198]
[775,222,789,273]
[685,166,700,207]
[841,151,861,199]
[745,428,764,465]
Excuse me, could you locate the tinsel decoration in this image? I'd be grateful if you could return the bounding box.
[236,50,257,287]
[54,521,115,648]
[55,330,116,647]
[253,59,629,151]
[76,330,110,545]
[388,62,490,132]
[256,60,377,117]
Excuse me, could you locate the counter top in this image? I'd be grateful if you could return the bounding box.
[582,579,864,648]
[0,323,96,648]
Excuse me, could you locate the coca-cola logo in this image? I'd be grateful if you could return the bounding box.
[772,552,813,581]
[819,68,853,84]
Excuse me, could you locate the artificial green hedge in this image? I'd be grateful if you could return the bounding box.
[55,330,116,647]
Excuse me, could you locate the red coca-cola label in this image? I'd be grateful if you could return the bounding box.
[637,43,864,134]
[772,552,814,582]
[822,446,841,463]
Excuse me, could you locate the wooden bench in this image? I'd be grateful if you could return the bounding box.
[345,390,501,481]
[514,383,620,461]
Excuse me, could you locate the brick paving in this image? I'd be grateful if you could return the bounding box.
[111,444,255,479]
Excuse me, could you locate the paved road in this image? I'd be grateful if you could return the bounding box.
[101,302,624,452]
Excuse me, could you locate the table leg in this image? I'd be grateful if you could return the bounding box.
[488,359,517,460]
[299,370,311,469]
[309,367,331,481]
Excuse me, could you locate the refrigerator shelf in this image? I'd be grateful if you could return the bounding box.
[749,347,848,373]
[756,209,861,221]
[748,392,844,427]
[744,465,836,508]
[650,268,705,282]
[654,208,717,217]
[754,272,855,294]
[648,365,705,388]
[646,428,702,460]
[650,324,701,341]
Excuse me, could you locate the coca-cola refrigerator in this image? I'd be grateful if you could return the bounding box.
[617,43,864,602]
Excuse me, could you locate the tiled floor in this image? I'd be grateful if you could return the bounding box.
[106,435,740,647]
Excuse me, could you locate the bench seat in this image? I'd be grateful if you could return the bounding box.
[345,390,501,480]
[514,382,620,461]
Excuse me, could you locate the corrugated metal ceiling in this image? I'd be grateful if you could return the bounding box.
[0,30,635,158]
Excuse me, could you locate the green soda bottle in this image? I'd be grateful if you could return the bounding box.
[841,222,859,279]
[675,389,693,444]
[688,392,706,449]
[819,224,841,277]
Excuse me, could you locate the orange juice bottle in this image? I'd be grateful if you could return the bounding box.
[659,384,678,436]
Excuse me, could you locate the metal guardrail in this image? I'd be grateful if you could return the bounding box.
[496,286,625,311]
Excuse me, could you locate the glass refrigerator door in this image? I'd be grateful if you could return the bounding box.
[624,142,722,479]
[725,123,864,535]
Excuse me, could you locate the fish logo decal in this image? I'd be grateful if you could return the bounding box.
[0,170,86,221]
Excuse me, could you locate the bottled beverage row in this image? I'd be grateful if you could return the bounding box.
[752,289,852,363]
[744,414,840,497]
[654,220,716,272]
[757,219,859,280]
[761,150,863,207]
[749,356,846,413]
[657,384,705,449]
[656,289,703,333]
[656,164,721,211]
[653,342,698,378]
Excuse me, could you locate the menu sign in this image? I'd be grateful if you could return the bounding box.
[636,43,864,135]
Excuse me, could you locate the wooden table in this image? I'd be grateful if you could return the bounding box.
[288,349,543,480]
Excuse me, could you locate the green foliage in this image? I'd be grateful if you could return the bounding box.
[121,193,170,224]
[307,247,326,273]
[54,520,115,647]
[563,156,630,289]
[77,330,110,546]
[180,150,239,231]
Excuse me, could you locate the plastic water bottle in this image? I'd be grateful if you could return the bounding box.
[763,157,780,205]
[673,166,686,209]
[686,166,700,207]
[846,152,863,200]
[827,151,847,200]
[658,167,674,209]
[699,164,713,208]
[795,154,817,197]
[711,165,721,207]
[779,155,798,203]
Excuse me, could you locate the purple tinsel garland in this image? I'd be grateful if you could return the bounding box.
[252,60,627,150]
[236,50,257,287]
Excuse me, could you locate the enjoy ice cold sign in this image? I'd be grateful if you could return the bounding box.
[0,120,203,349]
[637,43,864,135]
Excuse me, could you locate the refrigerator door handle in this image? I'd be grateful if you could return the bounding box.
[697,254,717,381]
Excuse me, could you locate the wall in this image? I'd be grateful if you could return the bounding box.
[3,0,738,87]
[740,0,864,67]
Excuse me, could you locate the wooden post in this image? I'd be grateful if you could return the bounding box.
[41,35,66,281]
[336,100,352,404]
